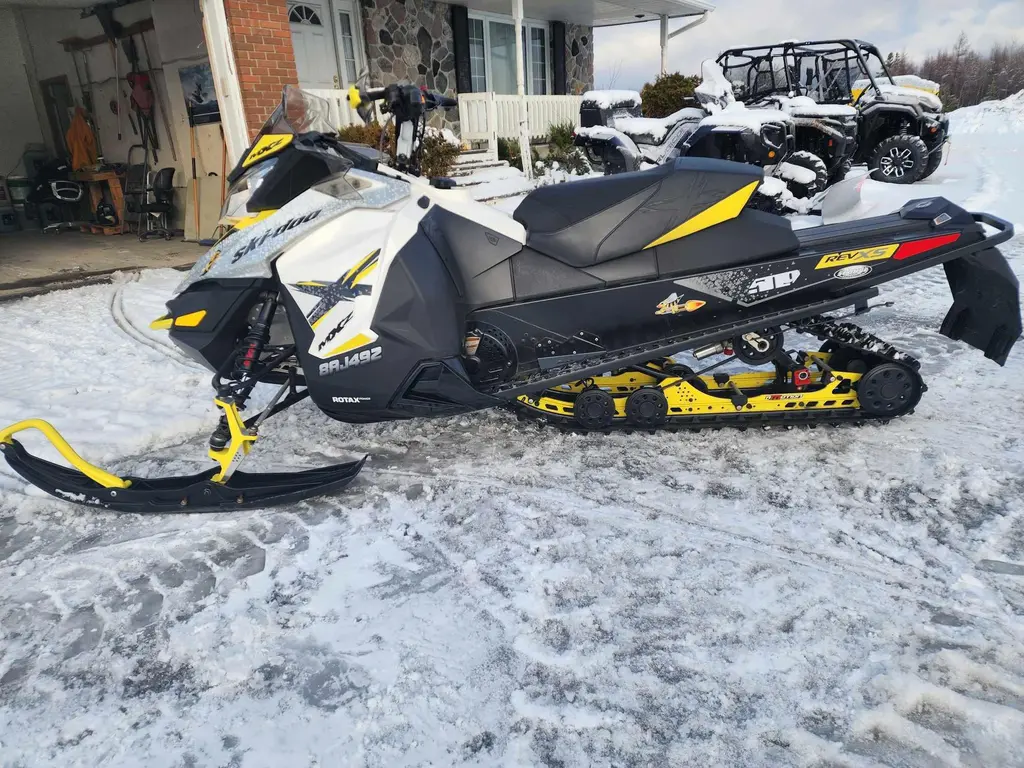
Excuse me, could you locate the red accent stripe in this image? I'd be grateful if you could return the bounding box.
[893,233,961,261]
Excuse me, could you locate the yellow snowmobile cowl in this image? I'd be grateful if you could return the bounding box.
[242,134,293,169]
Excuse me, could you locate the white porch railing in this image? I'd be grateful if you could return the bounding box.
[305,88,376,129]
[306,88,583,162]
[458,93,583,144]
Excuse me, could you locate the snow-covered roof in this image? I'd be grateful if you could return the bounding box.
[447,0,713,26]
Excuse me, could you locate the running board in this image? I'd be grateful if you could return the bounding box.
[494,290,878,397]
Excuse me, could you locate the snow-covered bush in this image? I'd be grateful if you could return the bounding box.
[640,72,701,118]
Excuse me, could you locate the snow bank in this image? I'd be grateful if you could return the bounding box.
[949,90,1024,135]
[581,89,641,109]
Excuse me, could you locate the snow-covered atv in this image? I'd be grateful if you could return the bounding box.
[718,40,949,184]
[573,61,831,209]
[1,84,1019,514]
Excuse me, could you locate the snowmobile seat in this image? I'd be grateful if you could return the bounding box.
[513,157,770,269]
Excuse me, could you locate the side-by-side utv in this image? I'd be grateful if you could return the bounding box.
[718,39,949,184]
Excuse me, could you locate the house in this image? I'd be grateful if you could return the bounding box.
[0,0,712,237]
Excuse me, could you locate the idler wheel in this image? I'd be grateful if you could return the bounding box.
[574,389,616,429]
[856,363,922,417]
[625,388,668,428]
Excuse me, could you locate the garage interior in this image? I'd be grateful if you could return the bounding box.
[0,0,227,294]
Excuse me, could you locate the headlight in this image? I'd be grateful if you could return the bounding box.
[221,159,278,221]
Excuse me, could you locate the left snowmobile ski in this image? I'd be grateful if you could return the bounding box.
[2,83,1019,513]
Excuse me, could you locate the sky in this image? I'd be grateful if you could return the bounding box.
[593,0,1024,89]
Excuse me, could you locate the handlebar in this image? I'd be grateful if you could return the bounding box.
[347,84,457,119]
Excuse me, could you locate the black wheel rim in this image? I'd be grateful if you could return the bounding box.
[625,389,668,427]
[857,364,920,416]
[574,390,615,429]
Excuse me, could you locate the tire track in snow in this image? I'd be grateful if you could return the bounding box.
[108,275,203,370]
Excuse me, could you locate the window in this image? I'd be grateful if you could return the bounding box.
[468,12,551,95]
[337,10,358,83]
[468,18,487,92]
[288,4,322,25]
[530,27,547,95]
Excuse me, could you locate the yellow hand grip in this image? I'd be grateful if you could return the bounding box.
[0,419,130,489]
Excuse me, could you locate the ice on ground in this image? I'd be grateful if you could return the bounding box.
[2,94,1024,767]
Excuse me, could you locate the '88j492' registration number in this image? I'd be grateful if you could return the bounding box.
[318,346,383,376]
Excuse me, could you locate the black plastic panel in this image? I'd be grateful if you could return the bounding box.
[655,209,799,276]
[511,248,605,300]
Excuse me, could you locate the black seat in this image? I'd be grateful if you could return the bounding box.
[513,157,765,268]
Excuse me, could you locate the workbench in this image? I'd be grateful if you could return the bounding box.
[71,169,125,235]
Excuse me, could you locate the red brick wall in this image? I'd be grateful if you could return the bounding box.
[224,0,299,138]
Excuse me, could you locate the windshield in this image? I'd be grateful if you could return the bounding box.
[253,85,337,142]
[176,168,409,294]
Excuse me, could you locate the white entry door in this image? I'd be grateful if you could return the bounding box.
[288,2,339,90]
[332,0,367,89]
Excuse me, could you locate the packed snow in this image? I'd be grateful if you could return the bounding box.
[765,95,859,118]
[2,94,1024,767]
[581,90,642,109]
[699,101,791,130]
[613,108,704,144]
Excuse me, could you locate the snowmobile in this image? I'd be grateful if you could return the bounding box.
[1,82,1019,514]
[573,61,833,204]
[717,40,949,184]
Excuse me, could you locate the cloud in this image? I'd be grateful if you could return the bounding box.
[594,0,1024,89]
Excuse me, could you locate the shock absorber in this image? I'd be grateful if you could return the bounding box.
[210,292,278,450]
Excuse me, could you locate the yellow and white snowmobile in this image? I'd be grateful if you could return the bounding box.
[1,84,1019,513]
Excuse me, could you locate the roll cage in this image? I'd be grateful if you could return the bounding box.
[716,39,896,106]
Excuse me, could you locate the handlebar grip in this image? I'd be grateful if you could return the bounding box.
[437,95,458,109]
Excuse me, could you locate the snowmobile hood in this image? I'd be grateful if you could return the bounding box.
[174,169,409,295]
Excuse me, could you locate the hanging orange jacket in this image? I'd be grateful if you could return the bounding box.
[66,107,98,171]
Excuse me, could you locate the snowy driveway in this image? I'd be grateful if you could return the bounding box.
[2,98,1024,767]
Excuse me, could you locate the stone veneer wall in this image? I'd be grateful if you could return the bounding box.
[565,24,594,95]
[359,0,457,127]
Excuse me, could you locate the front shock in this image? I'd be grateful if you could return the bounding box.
[209,292,279,450]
